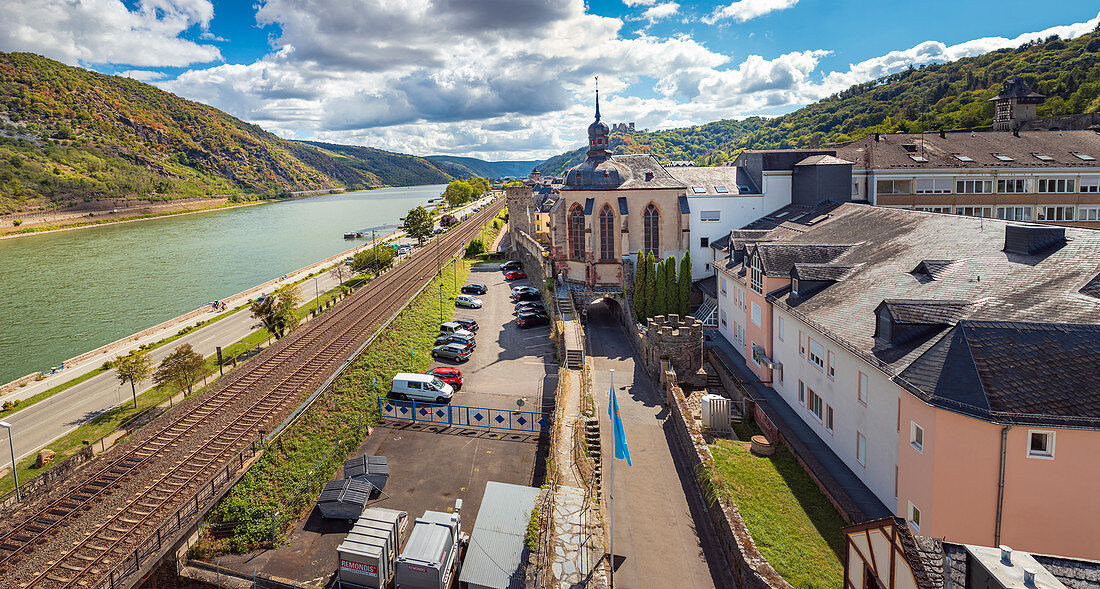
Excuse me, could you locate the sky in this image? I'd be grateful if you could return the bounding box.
[1,1,1099,161]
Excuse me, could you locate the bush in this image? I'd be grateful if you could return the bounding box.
[12,219,22,226]
[465,238,485,257]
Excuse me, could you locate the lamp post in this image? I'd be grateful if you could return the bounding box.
[0,421,19,502]
[313,276,320,312]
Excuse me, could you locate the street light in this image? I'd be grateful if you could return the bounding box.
[0,421,19,502]
[313,276,320,313]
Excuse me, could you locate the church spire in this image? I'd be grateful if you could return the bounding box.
[594,76,601,121]
[586,75,610,160]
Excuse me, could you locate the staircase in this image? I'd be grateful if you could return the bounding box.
[556,288,585,369]
[693,298,718,327]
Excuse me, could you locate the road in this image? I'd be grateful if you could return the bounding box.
[0,195,497,465]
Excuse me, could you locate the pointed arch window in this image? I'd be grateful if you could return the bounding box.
[569,204,585,260]
[643,203,660,255]
[599,204,615,261]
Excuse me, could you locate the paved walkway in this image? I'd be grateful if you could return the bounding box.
[706,332,893,523]
[586,303,734,589]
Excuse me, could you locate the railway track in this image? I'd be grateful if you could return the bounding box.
[0,202,505,588]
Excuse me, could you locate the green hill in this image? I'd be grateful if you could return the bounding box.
[538,29,1100,172]
[0,53,460,215]
[424,155,542,179]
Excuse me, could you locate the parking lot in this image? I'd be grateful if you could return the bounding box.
[215,260,555,586]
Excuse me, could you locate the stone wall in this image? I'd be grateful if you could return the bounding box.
[510,228,549,286]
[642,314,704,385]
[505,185,534,238]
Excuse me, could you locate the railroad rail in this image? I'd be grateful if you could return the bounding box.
[0,202,505,589]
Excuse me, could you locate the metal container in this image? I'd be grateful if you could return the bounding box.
[344,454,391,491]
[395,506,461,589]
[361,506,409,542]
[317,479,375,521]
[338,530,390,589]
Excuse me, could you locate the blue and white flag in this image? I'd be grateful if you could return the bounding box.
[608,386,632,466]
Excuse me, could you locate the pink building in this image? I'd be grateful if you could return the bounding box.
[715,202,1100,559]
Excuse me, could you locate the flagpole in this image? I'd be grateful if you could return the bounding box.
[609,367,615,588]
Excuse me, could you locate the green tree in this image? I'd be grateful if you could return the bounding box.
[664,256,678,316]
[678,251,692,316]
[653,258,668,318]
[632,252,648,322]
[350,245,395,276]
[251,285,300,340]
[402,205,434,242]
[644,251,657,320]
[153,344,206,397]
[442,180,475,207]
[115,348,152,408]
[465,238,486,257]
[467,177,489,196]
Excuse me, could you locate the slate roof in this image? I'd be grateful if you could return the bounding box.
[910,259,956,282]
[709,232,731,252]
[665,166,755,194]
[990,76,1045,101]
[791,263,855,282]
[835,130,1100,169]
[731,204,1100,427]
[795,154,853,166]
[562,153,684,190]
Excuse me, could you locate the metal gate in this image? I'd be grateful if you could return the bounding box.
[378,398,551,433]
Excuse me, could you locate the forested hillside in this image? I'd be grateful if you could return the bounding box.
[296,141,455,187]
[424,155,542,179]
[538,29,1100,172]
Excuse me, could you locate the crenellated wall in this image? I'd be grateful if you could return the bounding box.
[642,314,704,385]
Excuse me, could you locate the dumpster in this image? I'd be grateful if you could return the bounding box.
[344,454,391,490]
[337,507,409,589]
[395,502,462,589]
[317,479,375,521]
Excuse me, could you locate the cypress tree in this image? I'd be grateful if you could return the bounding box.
[653,258,667,318]
[664,256,677,316]
[678,250,692,316]
[633,252,648,322]
[644,251,657,319]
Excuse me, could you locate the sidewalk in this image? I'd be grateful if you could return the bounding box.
[706,332,893,523]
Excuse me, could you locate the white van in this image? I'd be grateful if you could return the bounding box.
[391,373,454,403]
[439,321,474,338]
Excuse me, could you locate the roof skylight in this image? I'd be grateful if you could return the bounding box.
[992,153,1014,162]
[909,154,929,163]
[1072,152,1096,161]
[714,185,729,193]
[1032,153,1054,162]
[954,154,974,162]
[692,186,707,194]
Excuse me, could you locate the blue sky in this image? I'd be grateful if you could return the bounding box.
[2,1,1098,160]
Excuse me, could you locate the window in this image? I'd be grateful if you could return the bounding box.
[791,278,800,295]
[1071,152,1096,161]
[798,381,806,406]
[856,432,867,467]
[692,186,708,194]
[914,205,952,213]
[852,182,859,195]
[992,153,1014,162]
[997,178,1028,193]
[1032,153,1055,162]
[714,185,729,193]
[909,154,928,163]
[827,350,835,379]
[1027,430,1055,459]
[700,210,720,221]
[996,206,1032,221]
[876,179,912,195]
[700,237,709,248]
[807,387,823,422]
[954,154,974,162]
[858,372,869,406]
[908,502,921,532]
[1080,177,1100,193]
[751,302,761,327]
[956,206,993,218]
[799,331,806,357]
[956,179,993,194]
[568,205,585,259]
[910,422,924,453]
[720,309,728,328]
[1080,206,1100,221]
[598,204,614,261]
[749,255,763,294]
[1037,206,1074,222]
[720,277,727,295]
[914,178,952,194]
[825,405,834,433]
[643,203,660,254]
[1038,178,1076,193]
[777,316,785,341]
[807,338,824,371]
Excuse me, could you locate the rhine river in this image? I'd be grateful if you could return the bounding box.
[0,184,445,384]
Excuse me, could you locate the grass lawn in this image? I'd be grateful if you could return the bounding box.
[709,437,846,589]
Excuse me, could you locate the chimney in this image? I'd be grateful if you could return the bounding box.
[939,130,946,139]
[1023,569,1037,587]
[1013,127,1020,138]
[1000,545,1013,565]
[874,133,880,142]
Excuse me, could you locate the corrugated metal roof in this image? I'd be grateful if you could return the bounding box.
[458,482,539,589]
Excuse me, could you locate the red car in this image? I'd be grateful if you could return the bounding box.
[504,270,527,280]
[425,366,463,389]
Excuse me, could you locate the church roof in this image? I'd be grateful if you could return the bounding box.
[562,154,684,190]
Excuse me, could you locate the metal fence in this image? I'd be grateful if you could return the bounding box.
[378,398,551,433]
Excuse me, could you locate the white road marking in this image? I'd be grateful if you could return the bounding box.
[522,335,547,340]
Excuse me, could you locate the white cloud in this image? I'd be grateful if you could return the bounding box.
[702,0,798,25]
[642,3,679,22]
[0,0,221,67]
[118,69,168,81]
[622,0,658,6]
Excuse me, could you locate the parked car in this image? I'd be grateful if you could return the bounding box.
[435,333,476,348]
[514,302,546,314]
[455,294,483,308]
[510,286,538,296]
[431,343,472,362]
[391,373,454,403]
[504,270,527,281]
[461,283,488,295]
[452,318,479,332]
[425,366,462,389]
[516,314,550,329]
[501,260,522,272]
[511,291,541,302]
[440,321,475,337]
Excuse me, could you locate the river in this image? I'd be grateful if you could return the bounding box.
[0,185,445,383]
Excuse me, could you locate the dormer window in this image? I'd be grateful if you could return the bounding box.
[749,255,763,294]
[791,278,799,296]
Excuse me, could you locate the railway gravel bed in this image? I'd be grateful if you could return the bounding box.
[0,202,504,589]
